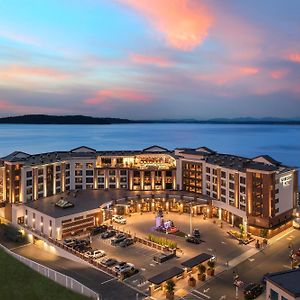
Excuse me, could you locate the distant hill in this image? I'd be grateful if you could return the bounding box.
[0,115,299,125]
[0,115,133,124]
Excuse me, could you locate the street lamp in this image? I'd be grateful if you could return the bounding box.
[233,270,243,300]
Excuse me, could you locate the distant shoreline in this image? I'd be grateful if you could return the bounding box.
[0,114,299,125]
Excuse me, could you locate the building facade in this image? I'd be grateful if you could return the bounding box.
[0,145,298,237]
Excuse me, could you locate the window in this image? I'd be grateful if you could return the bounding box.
[270,289,278,300]
[109,170,115,176]
[38,177,43,184]
[38,169,43,176]
[86,177,93,184]
[75,170,82,176]
[86,163,94,169]
[26,171,32,178]
[65,163,70,170]
[75,163,82,169]
[120,170,127,176]
[86,170,93,176]
[240,177,246,185]
[229,174,235,181]
[221,171,226,178]
[206,167,210,173]
[240,186,246,194]
[97,169,104,176]
[229,182,234,190]
[212,169,217,176]
[75,177,82,183]
[26,179,33,186]
[55,165,61,172]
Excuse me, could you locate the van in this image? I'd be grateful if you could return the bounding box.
[293,218,300,229]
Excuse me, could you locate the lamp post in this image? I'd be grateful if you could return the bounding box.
[189,201,193,235]
[233,270,243,299]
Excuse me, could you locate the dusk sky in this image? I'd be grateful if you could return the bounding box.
[0,0,300,119]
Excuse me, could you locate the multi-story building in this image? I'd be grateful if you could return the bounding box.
[0,145,298,238]
[176,147,298,236]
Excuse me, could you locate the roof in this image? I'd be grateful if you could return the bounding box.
[181,253,213,268]
[25,189,210,218]
[148,267,183,285]
[1,146,175,166]
[266,269,300,297]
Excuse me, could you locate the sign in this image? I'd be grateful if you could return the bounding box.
[280,174,292,187]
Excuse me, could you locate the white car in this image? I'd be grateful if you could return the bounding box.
[85,249,106,259]
[114,262,135,274]
[112,215,127,224]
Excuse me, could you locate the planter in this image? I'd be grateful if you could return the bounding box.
[166,291,174,300]
[188,277,196,287]
[207,268,215,276]
[198,273,206,281]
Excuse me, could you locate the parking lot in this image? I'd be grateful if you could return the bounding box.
[113,212,254,266]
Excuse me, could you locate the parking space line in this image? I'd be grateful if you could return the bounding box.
[192,290,211,299]
[100,278,117,285]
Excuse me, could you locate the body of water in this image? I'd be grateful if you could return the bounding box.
[0,123,299,175]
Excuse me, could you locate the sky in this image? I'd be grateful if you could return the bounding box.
[0,0,300,120]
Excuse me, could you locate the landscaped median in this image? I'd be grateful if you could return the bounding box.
[0,248,90,300]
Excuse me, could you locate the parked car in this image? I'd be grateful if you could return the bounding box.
[74,244,90,253]
[112,215,127,224]
[91,225,108,236]
[293,218,300,229]
[243,283,264,299]
[186,235,201,244]
[111,233,127,245]
[100,257,118,267]
[63,238,76,247]
[193,229,201,238]
[114,262,135,274]
[85,249,106,259]
[73,239,90,247]
[101,230,116,239]
[119,238,134,247]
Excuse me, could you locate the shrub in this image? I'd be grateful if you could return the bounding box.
[165,280,175,293]
[148,234,177,249]
[198,264,206,274]
[207,260,215,269]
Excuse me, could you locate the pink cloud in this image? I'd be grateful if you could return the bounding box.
[120,0,213,50]
[270,69,288,79]
[85,89,151,105]
[239,67,260,75]
[287,53,300,63]
[130,53,172,67]
[0,65,70,80]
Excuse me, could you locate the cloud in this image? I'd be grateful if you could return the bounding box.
[119,0,213,51]
[239,67,260,75]
[287,53,300,63]
[85,89,151,106]
[270,69,288,79]
[130,53,172,67]
[0,65,71,80]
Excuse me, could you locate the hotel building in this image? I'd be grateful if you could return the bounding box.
[0,145,298,239]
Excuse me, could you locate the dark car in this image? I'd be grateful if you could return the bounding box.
[111,233,127,245]
[101,230,116,239]
[243,283,264,299]
[193,229,201,238]
[186,235,201,244]
[119,238,134,247]
[100,258,118,267]
[74,244,89,252]
[91,225,108,236]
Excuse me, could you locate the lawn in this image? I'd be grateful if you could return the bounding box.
[0,248,91,300]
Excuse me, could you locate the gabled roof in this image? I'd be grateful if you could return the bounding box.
[142,145,169,152]
[2,151,30,161]
[252,155,281,166]
[70,146,96,153]
[195,146,216,154]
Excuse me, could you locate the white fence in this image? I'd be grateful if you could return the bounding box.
[0,243,100,300]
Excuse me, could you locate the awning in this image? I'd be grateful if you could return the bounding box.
[181,253,213,269]
[148,267,184,285]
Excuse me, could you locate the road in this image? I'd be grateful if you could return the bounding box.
[186,229,300,300]
[13,243,146,300]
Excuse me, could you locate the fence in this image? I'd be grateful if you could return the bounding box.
[0,243,100,300]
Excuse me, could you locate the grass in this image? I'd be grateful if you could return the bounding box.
[170,230,186,238]
[0,248,91,300]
